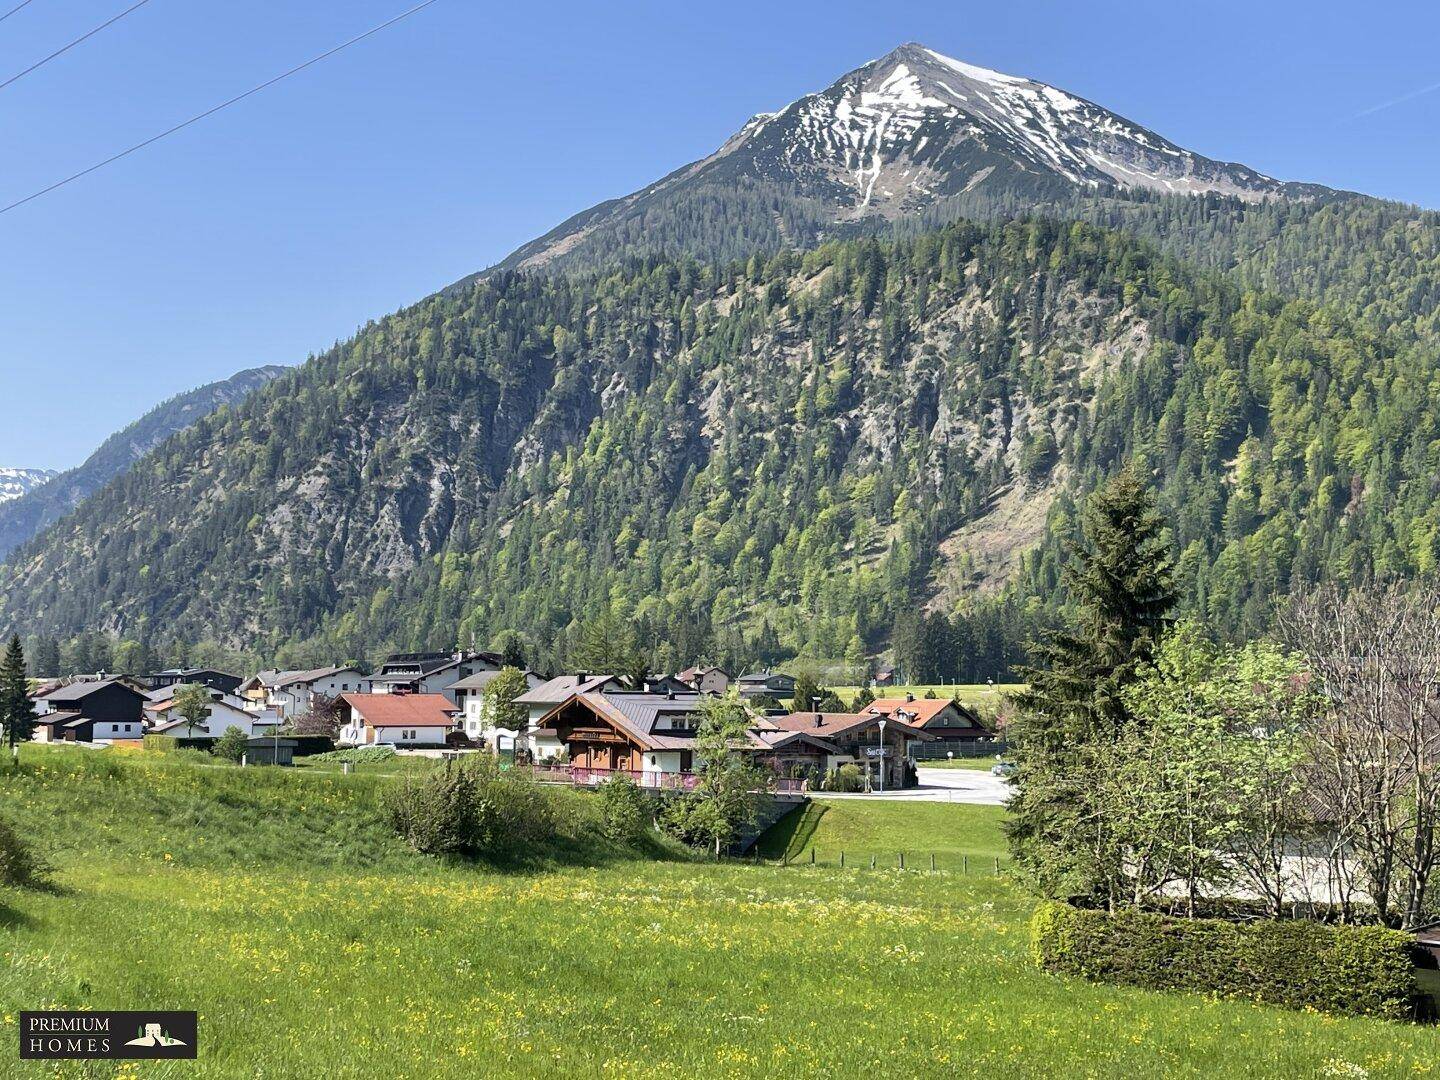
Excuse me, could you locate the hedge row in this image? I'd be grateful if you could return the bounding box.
[1030,900,1418,1020]
[141,733,210,752]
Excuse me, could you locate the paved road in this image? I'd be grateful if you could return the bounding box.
[810,766,1011,805]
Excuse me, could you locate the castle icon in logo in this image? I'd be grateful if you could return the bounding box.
[125,1022,187,1048]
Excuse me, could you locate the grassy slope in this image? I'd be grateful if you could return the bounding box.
[756,800,1009,869]
[832,684,1026,709]
[2,747,1438,1078]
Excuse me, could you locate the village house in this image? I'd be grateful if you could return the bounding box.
[367,651,502,703]
[144,686,280,742]
[513,674,620,761]
[766,711,932,789]
[337,693,458,748]
[137,667,243,694]
[736,671,798,700]
[864,694,987,741]
[239,666,369,720]
[676,665,732,694]
[449,668,541,748]
[31,677,148,743]
[535,689,931,790]
[537,689,710,783]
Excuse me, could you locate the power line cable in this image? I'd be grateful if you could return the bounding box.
[0,0,444,216]
[0,0,40,26]
[0,0,152,92]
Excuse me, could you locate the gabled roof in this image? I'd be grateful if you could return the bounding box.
[769,711,933,740]
[737,671,796,685]
[747,728,838,754]
[146,694,252,717]
[449,669,539,692]
[677,665,730,682]
[34,710,80,726]
[865,697,979,727]
[274,666,362,688]
[538,690,712,752]
[340,693,457,728]
[371,651,501,682]
[514,674,618,706]
[36,677,143,704]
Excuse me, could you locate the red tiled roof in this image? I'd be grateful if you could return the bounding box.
[340,693,457,728]
[866,698,972,727]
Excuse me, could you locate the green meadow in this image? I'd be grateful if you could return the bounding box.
[834,683,1026,710]
[2,746,1438,1077]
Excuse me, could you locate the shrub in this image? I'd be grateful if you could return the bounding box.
[1030,901,1419,1020]
[0,814,45,888]
[657,792,721,849]
[598,776,650,844]
[386,759,478,856]
[308,746,396,765]
[213,728,249,764]
[142,733,208,753]
[826,763,865,793]
[471,758,559,854]
[386,755,564,859]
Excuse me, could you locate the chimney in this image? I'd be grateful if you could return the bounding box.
[666,690,675,701]
[575,672,587,684]
[813,714,823,728]
[905,692,914,702]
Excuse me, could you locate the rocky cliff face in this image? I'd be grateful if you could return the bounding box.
[0,223,1192,655]
[0,365,286,560]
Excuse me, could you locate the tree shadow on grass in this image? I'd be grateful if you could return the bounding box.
[461,828,702,876]
[0,901,38,930]
[753,802,827,860]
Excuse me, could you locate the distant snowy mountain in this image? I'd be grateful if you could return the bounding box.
[0,468,57,505]
[490,42,1329,276]
[0,366,287,560]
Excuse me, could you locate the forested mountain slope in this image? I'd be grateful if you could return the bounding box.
[468,43,1440,381]
[0,365,286,559]
[2,221,1433,672]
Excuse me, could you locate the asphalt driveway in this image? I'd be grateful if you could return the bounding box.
[809,765,1011,805]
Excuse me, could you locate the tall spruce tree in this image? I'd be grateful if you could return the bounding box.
[1005,467,1176,899]
[0,635,36,750]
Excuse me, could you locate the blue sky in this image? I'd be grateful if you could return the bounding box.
[3,0,1439,469]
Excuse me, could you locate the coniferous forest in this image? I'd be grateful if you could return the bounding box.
[6,202,1440,681]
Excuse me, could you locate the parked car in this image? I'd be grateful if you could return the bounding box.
[990,760,1016,778]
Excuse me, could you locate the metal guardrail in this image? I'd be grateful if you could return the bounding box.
[910,739,1008,761]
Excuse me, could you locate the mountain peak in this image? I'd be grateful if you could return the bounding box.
[489,44,1324,276]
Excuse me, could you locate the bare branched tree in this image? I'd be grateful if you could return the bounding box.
[1281,581,1440,927]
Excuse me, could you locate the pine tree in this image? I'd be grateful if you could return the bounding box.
[0,635,36,750]
[1005,467,1176,900]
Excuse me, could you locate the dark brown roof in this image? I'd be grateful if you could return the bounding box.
[770,711,933,740]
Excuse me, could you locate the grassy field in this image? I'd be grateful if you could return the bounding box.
[833,683,1026,710]
[2,746,1439,1077]
[756,799,1009,871]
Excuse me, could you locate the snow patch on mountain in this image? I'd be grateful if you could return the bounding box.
[0,468,57,504]
[732,42,1290,211]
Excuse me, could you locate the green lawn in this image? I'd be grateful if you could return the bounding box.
[833,683,1026,709]
[1,745,1438,1077]
[756,799,1009,871]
